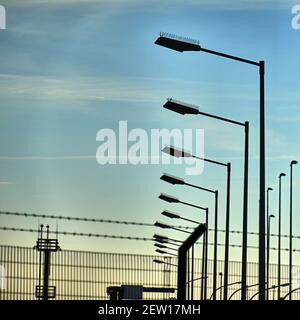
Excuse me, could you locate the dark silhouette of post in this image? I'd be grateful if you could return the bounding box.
[203,208,209,299]
[267,213,275,300]
[258,60,266,301]
[241,121,249,300]
[289,160,297,299]
[177,223,206,300]
[201,232,206,300]
[155,33,266,299]
[266,187,273,299]
[219,272,223,300]
[223,163,231,300]
[278,172,286,299]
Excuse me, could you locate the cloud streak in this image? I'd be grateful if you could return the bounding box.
[3,0,296,10]
[0,156,95,161]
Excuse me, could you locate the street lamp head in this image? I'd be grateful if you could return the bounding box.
[154,243,166,249]
[155,249,169,255]
[163,98,199,115]
[153,259,164,264]
[267,187,273,191]
[161,210,181,219]
[162,145,192,158]
[154,221,172,229]
[279,173,286,178]
[155,32,201,52]
[153,233,168,240]
[160,173,185,185]
[291,160,298,166]
[158,193,180,203]
[269,214,275,218]
[154,238,167,244]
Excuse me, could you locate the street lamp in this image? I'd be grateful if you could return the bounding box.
[153,233,182,245]
[154,237,180,247]
[155,249,177,257]
[267,187,273,218]
[155,32,266,300]
[162,145,231,300]
[161,210,199,225]
[267,214,275,300]
[160,173,219,300]
[289,160,297,299]
[278,172,286,299]
[154,243,178,252]
[219,272,223,300]
[154,221,191,234]
[266,187,273,300]
[163,98,249,300]
[153,259,177,267]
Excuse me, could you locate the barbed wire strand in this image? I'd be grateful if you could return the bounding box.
[1,211,299,239]
[0,226,300,252]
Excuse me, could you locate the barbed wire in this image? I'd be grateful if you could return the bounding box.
[0,210,299,239]
[1,226,300,252]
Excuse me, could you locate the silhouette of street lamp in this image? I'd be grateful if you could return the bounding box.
[154,243,178,252]
[278,172,286,299]
[161,210,199,225]
[154,237,180,247]
[155,32,266,300]
[161,173,219,300]
[163,98,249,300]
[267,213,275,299]
[155,249,177,257]
[153,259,177,267]
[154,221,191,234]
[153,233,182,245]
[162,145,231,300]
[266,187,273,300]
[289,160,297,299]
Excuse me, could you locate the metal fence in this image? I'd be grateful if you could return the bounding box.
[0,245,299,300]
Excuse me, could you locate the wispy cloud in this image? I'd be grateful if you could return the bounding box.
[0,181,15,185]
[3,0,296,10]
[0,73,257,108]
[0,156,95,161]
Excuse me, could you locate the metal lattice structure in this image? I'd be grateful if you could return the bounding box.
[0,245,299,300]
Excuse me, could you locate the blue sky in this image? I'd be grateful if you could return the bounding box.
[0,0,300,266]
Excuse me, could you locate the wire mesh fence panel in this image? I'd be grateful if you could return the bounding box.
[0,245,300,300]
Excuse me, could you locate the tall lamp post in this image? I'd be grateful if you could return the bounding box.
[289,160,297,299]
[160,173,219,300]
[277,172,286,300]
[163,98,249,300]
[266,187,273,300]
[162,145,231,300]
[155,33,266,300]
[267,214,275,300]
[267,187,273,217]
